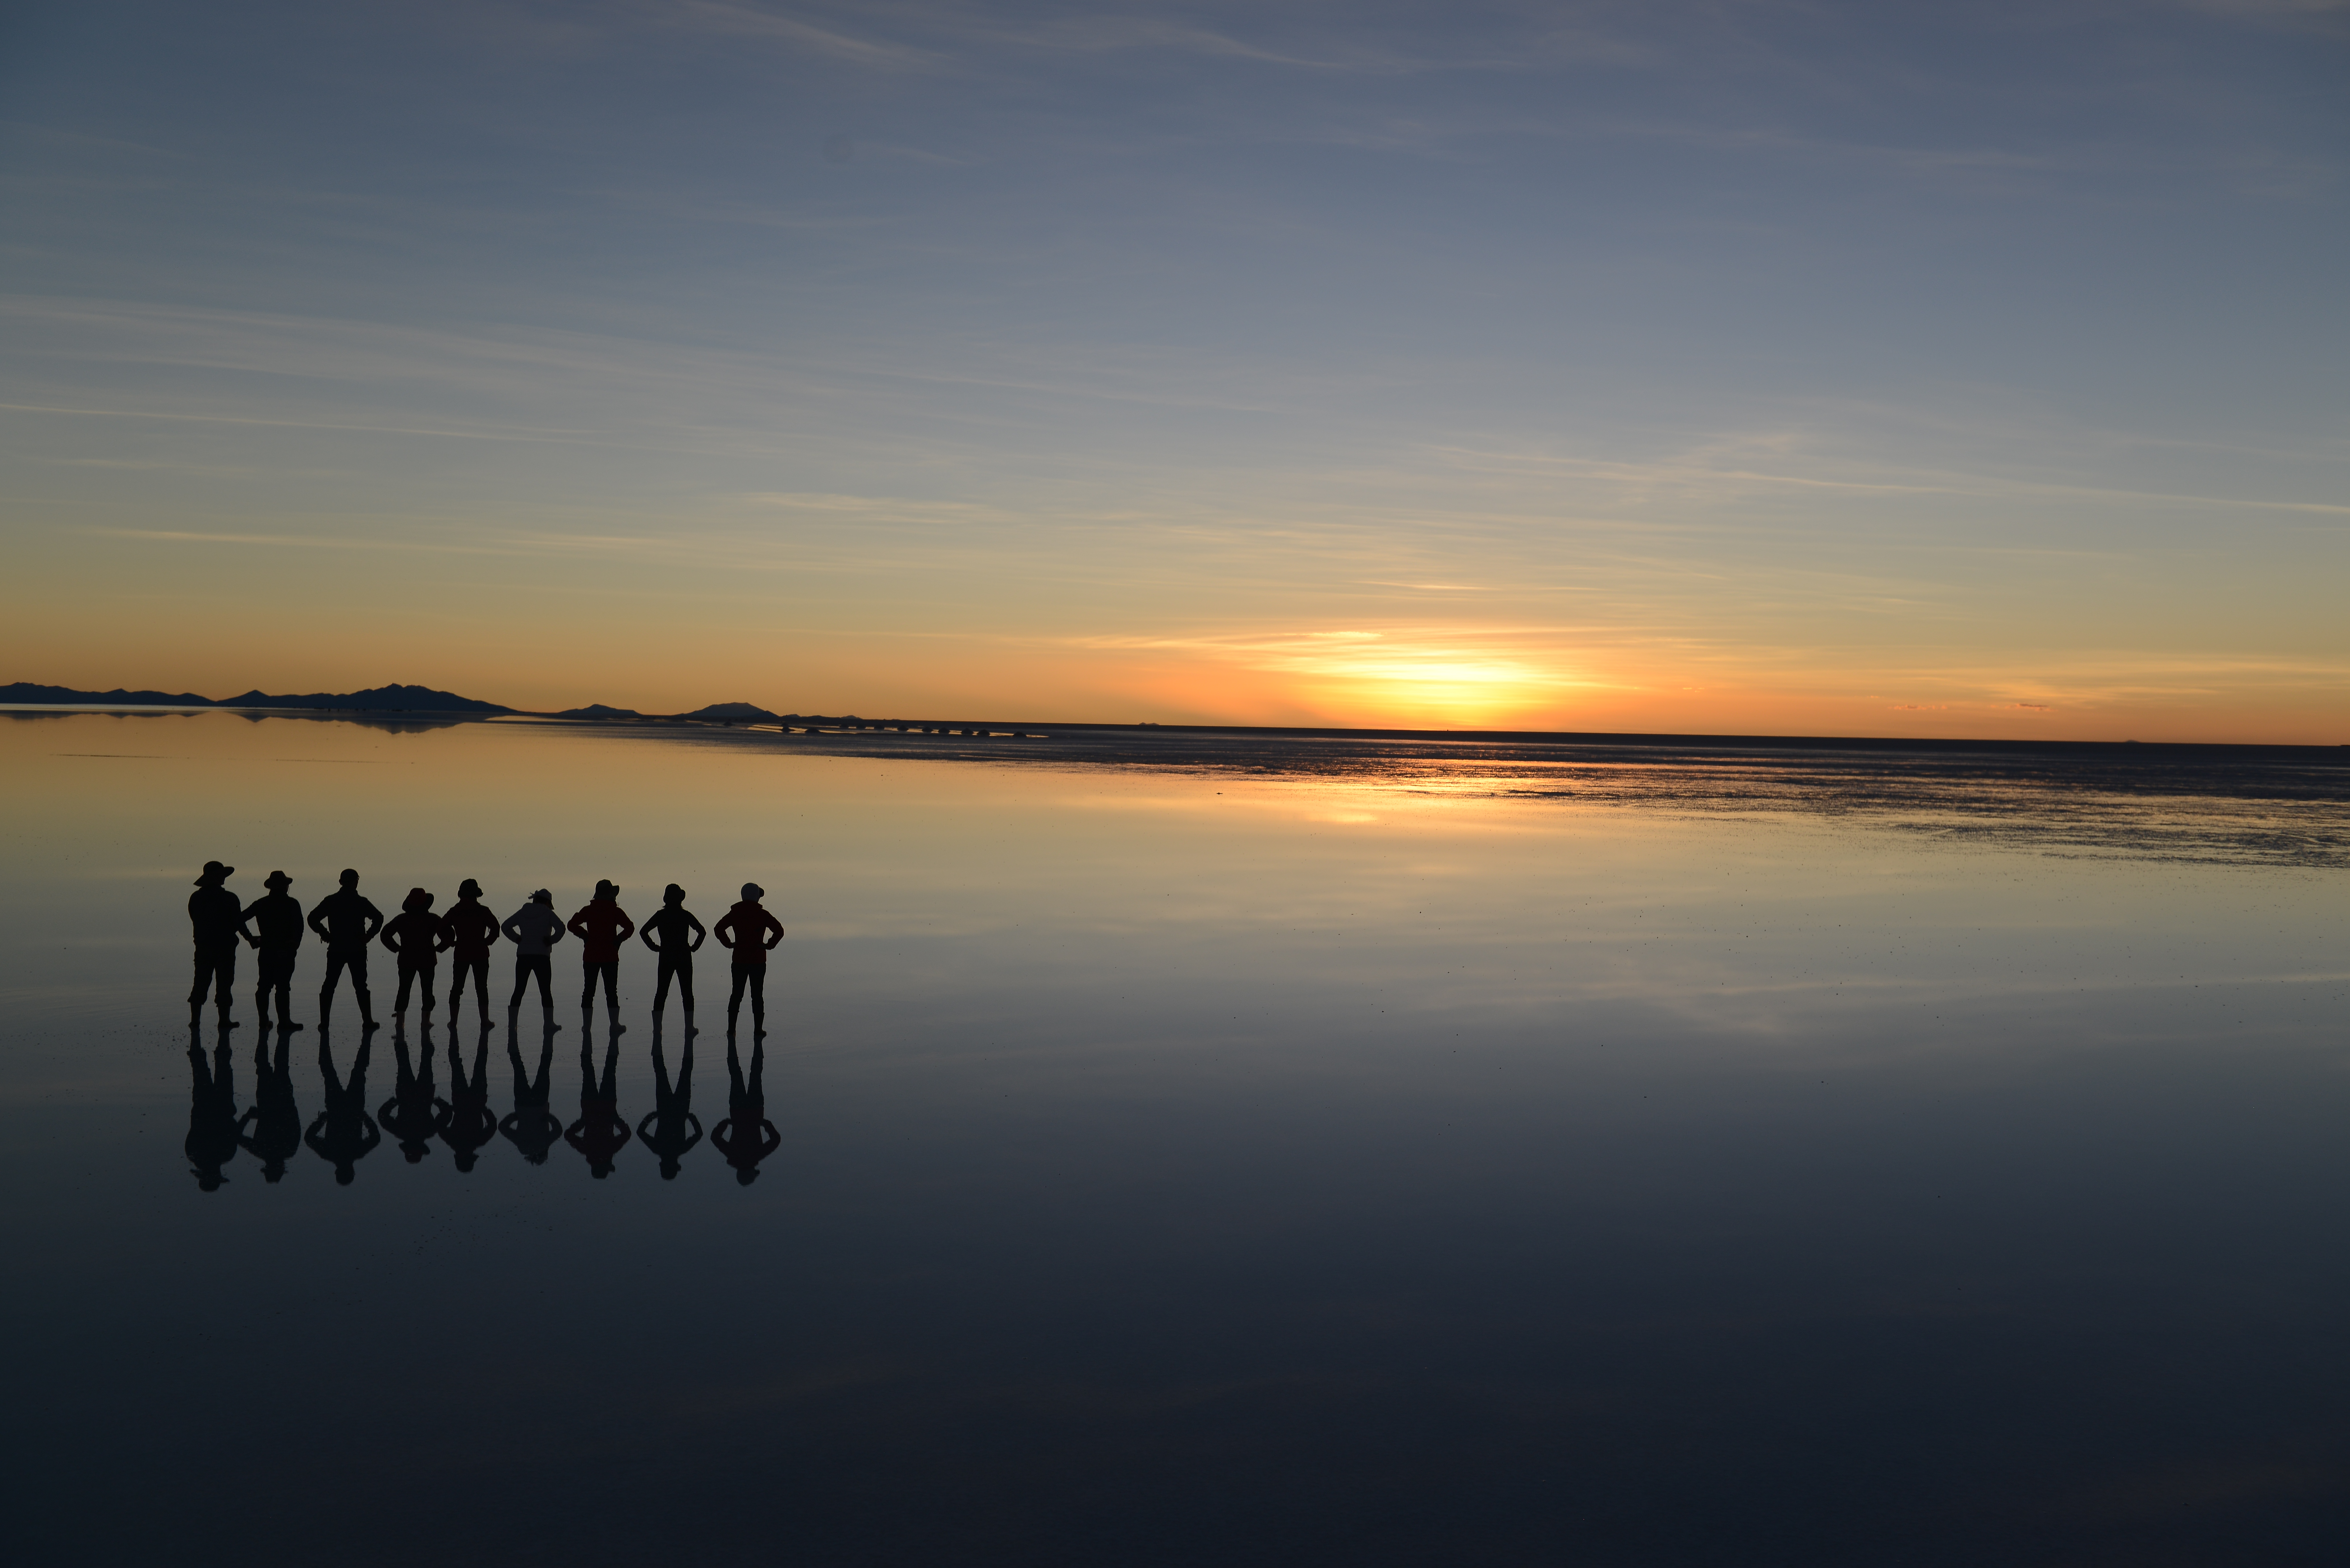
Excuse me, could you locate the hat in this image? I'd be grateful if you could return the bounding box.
[263,870,292,889]
[663,882,685,903]
[403,887,434,912]
[741,882,765,901]
[594,878,619,900]
[195,861,233,885]
[457,878,482,899]
[531,888,552,904]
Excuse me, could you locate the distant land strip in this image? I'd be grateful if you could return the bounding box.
[7,680,2346,763]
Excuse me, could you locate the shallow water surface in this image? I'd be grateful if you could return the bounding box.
[4,710,2347,1565]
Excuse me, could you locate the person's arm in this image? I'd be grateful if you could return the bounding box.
[713,912,738,951]
[680,1115,702,1152]
[360,899,384,943]
[613,908,635,944]
[685,913,706,952]
[307,898,331,942]
[379,916,404,955]
[501,908,526,945]
[758,1122,781,1156]
[763,912,785,951]
[238,899,263,947]
[640,915,662,954]
[482,911,500,948]
[566,908,591,942]
[433,917,454,955]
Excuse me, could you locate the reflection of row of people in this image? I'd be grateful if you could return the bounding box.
[185,1016,778,1188]
[187,862,785,1037]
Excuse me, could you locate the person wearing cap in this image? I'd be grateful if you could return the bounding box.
[713,882,785,1037]
[443,878,501,1027]
[188,861,250,1026]
[380,888,452,1022]
[567,879,636,1032]
[240,870,306,1032]
[639,883,706,1034]
[501,890,567,1028]
[307,869,384,1030]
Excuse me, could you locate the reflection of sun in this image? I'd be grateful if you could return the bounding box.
[1263,635,1588,726]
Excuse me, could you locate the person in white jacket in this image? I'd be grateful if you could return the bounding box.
[501,889,568,1030]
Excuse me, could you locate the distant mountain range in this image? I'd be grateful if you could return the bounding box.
[2,682,512,713]
[1,683,809,721]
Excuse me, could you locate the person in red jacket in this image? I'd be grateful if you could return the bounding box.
[380,888,452,1022]
[442,878,501,1027]
[567,880,635,1033]
[713,882,784,1037]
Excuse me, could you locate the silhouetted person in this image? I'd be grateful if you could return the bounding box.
[568,880,635,1033]
[565,1030,632,1179]
[237,1027,303,1183]
[306,1031,380,1185]
[308,869,383,1031]
[188,860,249,1028]
[715,883,784,1037]
[640,883,705,1034]
[378,1021,439,1164]
[435,1021,497,1173]
[502,889,565,1029]
[498,1033,563,1165]
[240,869,306,1032]
[381,888,451,1022]
[713,1035,780,1185]
[185,1020,240,1190]
[443,878,500,1028]
[636,1030,701,1180]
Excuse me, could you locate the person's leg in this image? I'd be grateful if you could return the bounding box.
[728,965,749,1028]
[189,949,210,1010]
[417,962,436,1020]
[350,948,376,1026]
[320,948,347,1024]
[530,955,554,1014]
[678,958,695,1016]
[508,954,529,1011]
[653,955,674,1017]
[395,963,417,1015]
[748,966,767,1033]
[600,960,620,1012]
[213,944,237,1014]
[469,955,490,1019]
[579,957,597,1012]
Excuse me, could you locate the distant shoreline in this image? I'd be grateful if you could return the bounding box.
[7,701,2344,764]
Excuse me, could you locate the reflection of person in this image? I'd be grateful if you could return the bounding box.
[188,861,249,1027]
[640,884,705,1034]
[186,1021,240,1190]
[568,880,635,1032]
[305,1032,380,1185]
[565,1034,633,1179]
[382,889,452,1022]
[240,870,306,1032]
[435,1022,497,1173]
[713,1035,780,1185]
[308,870,384,1032]
[502,890,566,1028]
[443,879,500,1028]
[238,1027,303,1182]
[378,1022,440,1164]
[714,883,784,1038]
[497,1034,564,1165]
[636,1033,701,1180]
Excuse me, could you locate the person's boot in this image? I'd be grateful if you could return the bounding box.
[218,1005,240,1029]
[684,1006,699,1038]
[358,989,379,1031]
[753,1008,766,1039]
[318,990,333,1031]
[608,1006,625,1036]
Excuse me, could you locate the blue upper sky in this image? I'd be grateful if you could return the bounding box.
[3,1,2345,734]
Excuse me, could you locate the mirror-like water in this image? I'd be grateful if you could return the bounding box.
[5,710,2346,1565]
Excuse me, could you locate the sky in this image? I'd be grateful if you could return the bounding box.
[1,0,2345,739]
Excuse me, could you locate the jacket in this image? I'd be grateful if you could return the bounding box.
[502,903,567,957]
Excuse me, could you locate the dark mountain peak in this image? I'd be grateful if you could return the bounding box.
[556,704,643,719]
[222,684,512,714]
[681,702,781,722]
[0,682,217,707]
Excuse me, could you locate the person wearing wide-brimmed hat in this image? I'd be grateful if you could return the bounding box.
[566,879,636,1033]
[187,861,249,1027]
[443,878,501,1027]
[307,869,384,1031]
[714,882,784,1038]
[240,870,306,1031]
[639,883,706,1034]
[380,888,452,1022]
